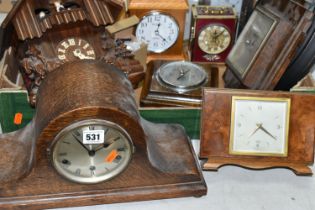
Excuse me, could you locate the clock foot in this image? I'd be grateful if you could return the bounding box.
[202,157,313,176]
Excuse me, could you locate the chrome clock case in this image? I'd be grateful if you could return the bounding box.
[141,60,217,107]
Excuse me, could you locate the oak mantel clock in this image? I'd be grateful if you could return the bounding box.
[0,60,207,209]
[129,0,189,61]
[189,5,237,63]
[200,88,315,175]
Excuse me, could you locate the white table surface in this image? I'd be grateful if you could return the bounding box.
[55,140,315,210]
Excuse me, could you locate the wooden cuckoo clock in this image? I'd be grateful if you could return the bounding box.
[0,60,207,209]
[0,0,144,106]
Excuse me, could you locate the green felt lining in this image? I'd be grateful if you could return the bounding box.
[0,92,201,139]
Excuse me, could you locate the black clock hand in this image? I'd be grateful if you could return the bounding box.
[259,125,277,140]
[248,123,262,138]
[154,23,168,42]
[177,69,190,80]
[72,133,91,152]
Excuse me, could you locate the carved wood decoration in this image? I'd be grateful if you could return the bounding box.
[0,0,144,106]
[0,60,207,209]
[5,0,124,40]
[200,88,315,175]
[224,0,314,90]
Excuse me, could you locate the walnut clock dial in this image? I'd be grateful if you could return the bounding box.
[51,119,133,184]
[198,25,231,55]
[136,12,179,53]
[57,38,96,62]
[230,96,290,157]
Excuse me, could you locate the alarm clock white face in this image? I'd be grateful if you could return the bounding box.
[136,12,179,53]
[230,97,290,156]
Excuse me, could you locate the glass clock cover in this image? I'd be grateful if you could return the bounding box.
[51,119,133,184]
[227,9,276,77]
[230,97,290,156]
[136,12,179,53]
[198,24,231,54]
[156,61,207,93]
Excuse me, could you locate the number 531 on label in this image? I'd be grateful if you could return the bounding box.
[83,130,105,144]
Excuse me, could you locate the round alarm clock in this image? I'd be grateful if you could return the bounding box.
[136,12,179,53]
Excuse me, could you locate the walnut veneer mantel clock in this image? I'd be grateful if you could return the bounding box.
[224,0,314,90]
[200,88,315,175]
[129,0,189,61]
[0,60,207,209]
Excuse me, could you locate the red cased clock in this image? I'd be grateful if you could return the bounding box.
[190,5,237,63]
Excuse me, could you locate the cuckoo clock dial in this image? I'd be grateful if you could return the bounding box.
[57,38,96,62]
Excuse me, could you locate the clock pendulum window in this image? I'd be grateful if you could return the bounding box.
[0,60,206,209]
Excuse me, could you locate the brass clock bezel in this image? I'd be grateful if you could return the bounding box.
[229,96,291,157]
[135,11,180,53]
[197,24,232,55]
[50,119,134,184]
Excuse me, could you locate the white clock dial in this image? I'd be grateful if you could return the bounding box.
[136,12,179,53]
[230,97,291,156]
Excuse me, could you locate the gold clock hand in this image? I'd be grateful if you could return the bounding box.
[248,123,262,138]
[259,125,277,141]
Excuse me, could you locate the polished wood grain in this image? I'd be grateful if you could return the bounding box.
[0,60,206,209]
[5,0,123,40]
[200,88,315,175]
[128,0,188,61]
[225,0,314,90]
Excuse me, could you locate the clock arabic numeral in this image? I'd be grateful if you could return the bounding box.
[258,105,262,110]
[148,17,152,23]
[155,15,161,21]
[141,22,147,28]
